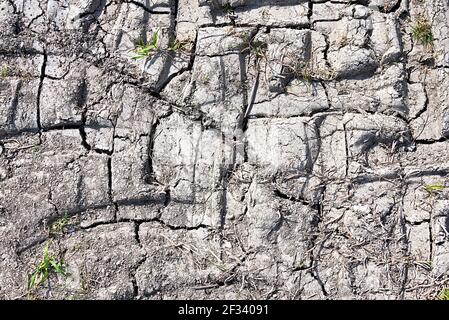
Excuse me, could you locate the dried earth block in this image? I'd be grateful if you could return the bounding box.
[1,0,449,300]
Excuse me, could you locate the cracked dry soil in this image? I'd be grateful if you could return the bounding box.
[1,0,449,300]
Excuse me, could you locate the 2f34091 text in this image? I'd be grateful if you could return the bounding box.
[178,304,269,317]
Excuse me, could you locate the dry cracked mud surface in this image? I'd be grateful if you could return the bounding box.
[1,0,449,300]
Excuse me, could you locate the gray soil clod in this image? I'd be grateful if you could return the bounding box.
[0,0,449,300]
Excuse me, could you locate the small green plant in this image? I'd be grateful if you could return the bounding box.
[282,60,315,83]
[438,288,449,300]
[132,31,188,60]
[132,31,160,60]
[200,74,210,84]
[27,242,67,291]
[424,184,446,194]
[411,16,433,46]
[50,213,72,235]
[1,65,9,77]
[238,34,268,59]
[300,66,313,83]
[281,57,336,83]
[250,39,268,59]
[168,39,187,52]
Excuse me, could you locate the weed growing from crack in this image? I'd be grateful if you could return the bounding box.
[424,184,446,194]
[27,242,67,291]
[281,60,316,84]
[168,39,188,53]
[1,65,10,77]
[250,40,268,59]
[273,53,336,85]
[411,16,433,47]
[438,288,449,300]
[132,31,188,60]
[238,34,268,60]
[132,31,160,60]
[50,213,73,235]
